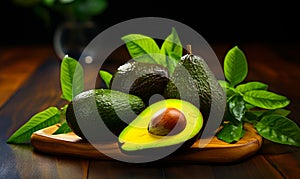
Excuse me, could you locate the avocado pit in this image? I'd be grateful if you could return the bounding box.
[148,108,187,136]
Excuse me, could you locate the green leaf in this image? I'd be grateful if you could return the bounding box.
[228,95,246,122]
[218,80,236,98]
[245,103,256,110]
[53,121,72,135]
[223,106,235,123]
[236,81,268,93]
[247,110,268,118]
[245,109,291,124]
[224,46,248,86]
[121,28,183,74]
[217,123,245,143]
[160,28,182,58]
[255,114,300,146]
[52,104,71,135]
[218,80,230,89]
[164,51,181,75]
[59,104,68,122]
[60,56,84,101]
[270,109,291,117]
[160,27,182,74]
[243,90,290,109]
[6,107,60,144]
[121,34,161,65]
[99,70,113,88]
[255,109,290,117]
[243,112,259,124]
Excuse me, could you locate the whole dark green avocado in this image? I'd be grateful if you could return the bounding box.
[110,61,170,106]
[66,89,145,141]
[164,46,225,123]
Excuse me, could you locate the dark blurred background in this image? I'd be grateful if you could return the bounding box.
[1,0,299,46]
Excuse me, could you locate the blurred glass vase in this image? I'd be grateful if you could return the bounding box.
[12,0,107,60]
[53,20,99,60]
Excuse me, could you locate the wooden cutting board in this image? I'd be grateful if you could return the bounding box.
[30,123,263,163]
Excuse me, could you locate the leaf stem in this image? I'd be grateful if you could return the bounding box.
[186,44,192,54]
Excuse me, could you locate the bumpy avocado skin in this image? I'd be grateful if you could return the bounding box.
[111,61,170,105]
[164,54,225,123]
[66,89,145,140]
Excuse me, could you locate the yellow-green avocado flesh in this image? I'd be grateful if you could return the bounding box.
[118,99,203,152]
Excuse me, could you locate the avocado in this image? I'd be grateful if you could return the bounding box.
[110,61,170,105]
[118,99,203,154]
[163,49,225,124]
[66,89,145,141]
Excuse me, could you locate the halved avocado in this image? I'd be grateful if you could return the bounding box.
[118,99,203,153]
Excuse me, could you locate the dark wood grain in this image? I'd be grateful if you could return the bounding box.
[8,144,89,178]
[0,46,53,108]
[265,152,300,178]
[1,44,299,178]
[89,161,165,178]
[211,155,284,178]
[0,53,89,178]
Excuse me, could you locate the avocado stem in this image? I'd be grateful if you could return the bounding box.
[187,44,192,55]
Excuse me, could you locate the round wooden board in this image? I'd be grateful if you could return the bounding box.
[30,123,263,163]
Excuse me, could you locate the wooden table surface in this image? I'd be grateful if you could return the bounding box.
[0,43,299,178]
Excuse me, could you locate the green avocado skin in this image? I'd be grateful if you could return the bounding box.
[111,61,170,106]
[66,89,145,140]
[164,54,225,123]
